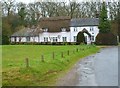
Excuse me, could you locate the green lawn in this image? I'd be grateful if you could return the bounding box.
[2,45,99,86]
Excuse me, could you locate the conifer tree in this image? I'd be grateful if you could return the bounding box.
[98,2,110,33]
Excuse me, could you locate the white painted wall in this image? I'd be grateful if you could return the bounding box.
[10,26,99,44]
[11,36,39,42]
[39,32,71,42]
[11,37,26,42]
[70,26,99,44]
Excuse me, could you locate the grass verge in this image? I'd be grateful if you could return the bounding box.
[2,44,100,86]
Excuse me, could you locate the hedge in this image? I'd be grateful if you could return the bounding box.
[95,32,118,45]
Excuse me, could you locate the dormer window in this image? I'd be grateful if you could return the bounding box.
[42,28,48,32]
[61,28,66,32]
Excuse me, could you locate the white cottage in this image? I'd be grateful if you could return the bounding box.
[10,17,99,44]
[70,18,99,44]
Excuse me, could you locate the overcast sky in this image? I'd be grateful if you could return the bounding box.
[16,0,119,4]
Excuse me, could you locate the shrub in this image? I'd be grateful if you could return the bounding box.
[77,32,85,44]
[95,32,118,45]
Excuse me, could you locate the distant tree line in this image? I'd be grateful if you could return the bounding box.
[1,0,120,44]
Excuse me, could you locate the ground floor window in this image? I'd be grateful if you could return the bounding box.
[52,37,58,42]
[44,37,48,42]
[91,36,94,41]
[73,36,77,42]
[26,37,30,42]
[62,37,67,42]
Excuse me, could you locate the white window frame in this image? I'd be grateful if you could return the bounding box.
[91,36,94,41]
[44,37,48,42]
[73,36,77,42]
[52,37,58,42]
[62,37,67,42]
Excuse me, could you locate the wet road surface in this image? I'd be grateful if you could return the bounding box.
[94,46,118,86]
[56,46,118,86]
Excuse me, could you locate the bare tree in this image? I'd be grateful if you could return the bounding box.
[2,0,15,16]
[107,2,119,20]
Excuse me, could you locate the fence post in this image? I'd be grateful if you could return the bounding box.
[61,52,64,58]
[53,52,55,59]
[67,50,69,55]
[41,55,44,62]
[25,58,29,68]
[76,48,78,52]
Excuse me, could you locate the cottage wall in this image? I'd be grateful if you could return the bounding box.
[10,26,99,44]
[70,26,99,44]
[10,36,39,42]
[39,32,71,42]
[37,26,99,44]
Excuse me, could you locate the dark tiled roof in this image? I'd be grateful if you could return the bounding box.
[70,18,99,27]
[11,27,42,37]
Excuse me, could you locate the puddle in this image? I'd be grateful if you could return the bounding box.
[76,55,97,86]
[56,55,97,86]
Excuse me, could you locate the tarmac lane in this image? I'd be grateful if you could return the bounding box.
[56,46,118,86]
